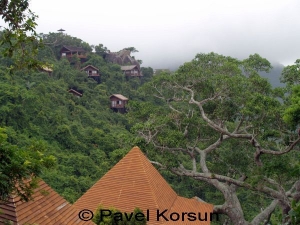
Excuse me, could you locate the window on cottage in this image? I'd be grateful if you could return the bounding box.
[117,100,122,105]
[62,53,66,56]
[112,101,116,107]
[92,70,97,74]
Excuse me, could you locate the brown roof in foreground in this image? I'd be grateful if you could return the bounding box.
[73,147,213,225]
[0,179,94,225]
[110,94,128,101]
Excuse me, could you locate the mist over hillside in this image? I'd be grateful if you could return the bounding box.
[154,60,286,88]
[259,62,285,88]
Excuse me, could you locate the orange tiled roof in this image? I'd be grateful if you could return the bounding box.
[0,179,95,225]
[73,146,213,225]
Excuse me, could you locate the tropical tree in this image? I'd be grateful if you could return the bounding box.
[124,47,138,53]
[130,52,300,225]
[94,43,109,58]
[283,85,300,128]
[280,59,300,87]
[0,127,55,202]
[0,0,43,70]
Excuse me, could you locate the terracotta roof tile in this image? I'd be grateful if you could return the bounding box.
[0,179,95,225]
[73,146,213,225]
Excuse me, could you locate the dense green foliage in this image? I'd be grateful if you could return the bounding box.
[0,127,55,202]
[0,0,43,70]
[129,53,300,224]
[0,32,150,202]
[283,85,300,127]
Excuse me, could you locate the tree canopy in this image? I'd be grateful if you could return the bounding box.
[129,52,300,225]
[0,0,43,70]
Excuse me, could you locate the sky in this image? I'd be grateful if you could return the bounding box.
[17,0,300,69]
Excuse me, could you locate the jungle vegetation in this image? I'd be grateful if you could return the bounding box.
[1,1,300,224]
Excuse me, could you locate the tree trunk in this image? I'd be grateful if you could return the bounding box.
[221,188,251,225]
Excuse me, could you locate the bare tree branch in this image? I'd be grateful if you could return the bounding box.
[172,166,287,202]
[251,200,279,225]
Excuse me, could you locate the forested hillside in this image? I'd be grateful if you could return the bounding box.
[0,32,153,202]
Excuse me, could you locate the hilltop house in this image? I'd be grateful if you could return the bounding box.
[81,65,101,83]
[121,65,142,78]
[60,46,87,62]
[0,179,94,225]
[73,146,214,225]
[110,94,128,113]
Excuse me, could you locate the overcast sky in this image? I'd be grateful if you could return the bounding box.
[26,0,300,69]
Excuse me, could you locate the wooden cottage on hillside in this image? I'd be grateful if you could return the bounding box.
[81,65,101,83]
[73,146,214,225]
[0,179,94,225]
[110,94,128,113]
[121,65,142,78]
[60,46,87,62]
[68,88,83,97]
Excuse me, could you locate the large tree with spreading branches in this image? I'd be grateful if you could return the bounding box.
[130,53,300,225]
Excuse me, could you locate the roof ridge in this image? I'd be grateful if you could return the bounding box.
[12,197,18,224]
[135,147,160,209]
[0,179,94,225]
[73,146,178,213]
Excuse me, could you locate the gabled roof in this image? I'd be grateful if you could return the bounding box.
[110,94,128,101]
[81,65,99,71]
[73,147,213,225]
[68,89,83,97]
[0,179,94,225]
[61,46,85,52]
[121,65,138,71]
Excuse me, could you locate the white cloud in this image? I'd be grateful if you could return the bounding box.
[25,0,300,68]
